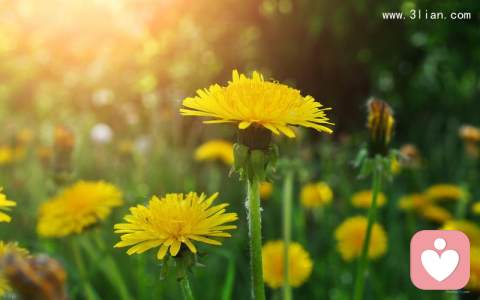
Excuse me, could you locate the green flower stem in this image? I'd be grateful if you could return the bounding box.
[455,184,469,219]
[180,275,195,300]
[353,158,383,300]
[247,177,266,300]
[81,233,133,300]
[70,238,98,300]
[282,170,294,300]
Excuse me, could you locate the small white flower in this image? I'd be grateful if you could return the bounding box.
[90,123,113,144]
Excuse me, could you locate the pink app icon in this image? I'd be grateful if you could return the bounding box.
[410,230,470,290]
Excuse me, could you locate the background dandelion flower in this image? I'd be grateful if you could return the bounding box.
[442,220,480,245]
[425,184,464,201]
[420,205,452,224]
[180,70,333,138]
[469,247,480,291]
[473,202,480,215]
[114,192,238,260]
[0,188,15,223]
[260,182,273,200]
[194,139,234,165]
[300,182,333,208]
[398,194,430,211]
[335,216,387,262]
[262,241,313,289]
[37,181,123,238]
[351,190,387,209]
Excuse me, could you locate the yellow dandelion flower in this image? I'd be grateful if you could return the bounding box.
[300,182,333,208]
[262,241,313,289]
[420,205,452,223]
[0,241,29,258]
[194,140,234,166]
[468,246,480,291]
[114,192,238,260]
[0,241,29,297]
[0,188,15,223]
[398,194,430,211]
[442,220,480,246]
[37,181,123,238]
[351,190,387,209]
[180,70,333,138]
[260,181,273,200]
[0,146,14,166]
[472,202,480,215]
[425,184,464,201]
[334,216,387,262]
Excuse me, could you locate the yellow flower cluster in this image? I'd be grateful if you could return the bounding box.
[399,194,452,223]
[0,146,25,166]
[0,188,15,223]
[262,241,313,289]
[335,216,387,262]
[442,220,480,243]
[194,140,234,166]
[300,182,333,208]
[37,181,123,237]
[114,192,237,260]
[419,205,452,223]
[398,184,464,224]
[424,184,464,201]
[351,190,387,209]
[473,202,480,215]
[181,70,333,138]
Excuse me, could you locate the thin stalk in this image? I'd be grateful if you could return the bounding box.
[247,178,266,300]
[180,275,195,300]
[221,255,236,300]
[455,184,469,219]
[282,170,294,300]
[82,233,133,300]
[353,161,382,300]
[70,238,98,300]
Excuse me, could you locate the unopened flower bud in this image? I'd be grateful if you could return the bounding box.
[367,98,394,156]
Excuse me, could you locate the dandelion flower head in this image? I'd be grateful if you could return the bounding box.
[181,70,333,138]
[37,181,123,238]
[194,140,234,166]
[262,240,313,289]
[334,216,387,261]
[0,189,15,223]
[114,192,238,260]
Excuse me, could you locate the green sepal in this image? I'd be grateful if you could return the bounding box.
[250,150,267,181]
[233,143,249,171]
[159,256,171,281]
[175,251,197,281]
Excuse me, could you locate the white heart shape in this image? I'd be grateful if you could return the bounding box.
[421,249,459,282]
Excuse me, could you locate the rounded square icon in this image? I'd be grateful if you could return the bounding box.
[410,230,470,290]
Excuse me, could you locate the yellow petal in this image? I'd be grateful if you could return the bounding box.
[157,244,169,260]
[170,240,181,256]
[239,121,252,129]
